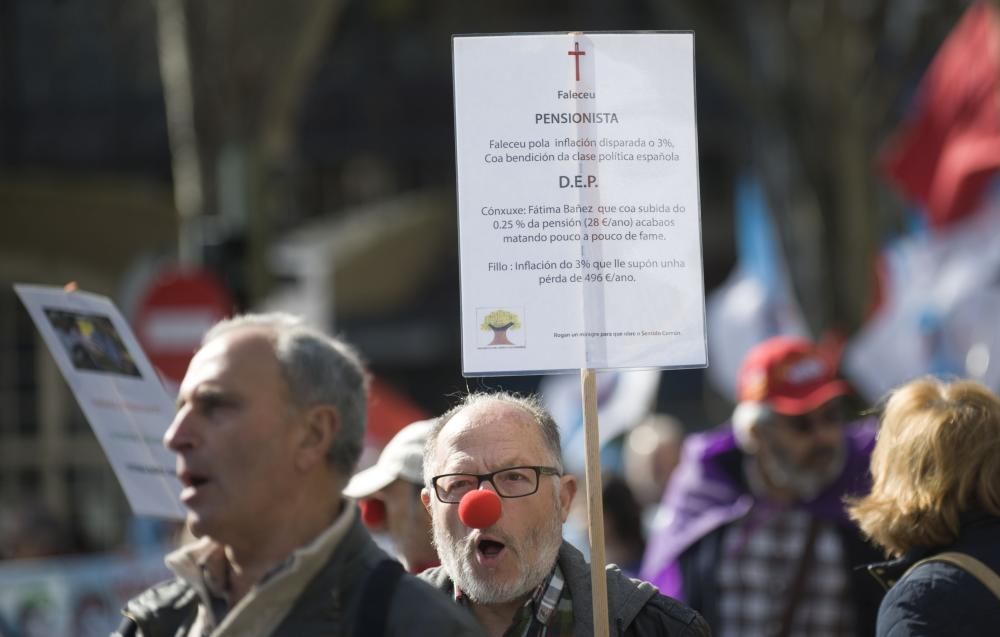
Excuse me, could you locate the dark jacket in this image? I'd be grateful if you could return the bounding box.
[639,422,884,634]
[866,514,1000,637]
[117,514,484,636]
[420,540,711,636]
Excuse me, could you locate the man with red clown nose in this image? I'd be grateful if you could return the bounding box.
[419,392,710,637]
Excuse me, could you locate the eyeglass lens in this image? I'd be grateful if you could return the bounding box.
[435,467,540,502]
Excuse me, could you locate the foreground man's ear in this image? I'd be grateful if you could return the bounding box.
[296,405,339,471]
[420,487,432,514]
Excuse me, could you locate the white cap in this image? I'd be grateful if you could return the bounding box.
[344,419,435,498]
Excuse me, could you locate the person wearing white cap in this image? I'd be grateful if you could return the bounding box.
[345,419,440,574]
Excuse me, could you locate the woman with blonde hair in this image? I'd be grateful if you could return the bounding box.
[849,376,1000,636]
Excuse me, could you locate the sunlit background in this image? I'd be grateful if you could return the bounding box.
[2,1,997,635]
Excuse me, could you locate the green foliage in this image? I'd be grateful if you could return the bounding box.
[480,309,521,331]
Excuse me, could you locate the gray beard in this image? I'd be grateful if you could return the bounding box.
[762,441,846,500]
[432,496,563,605]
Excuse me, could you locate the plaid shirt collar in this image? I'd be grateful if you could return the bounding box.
[454,562,573,637]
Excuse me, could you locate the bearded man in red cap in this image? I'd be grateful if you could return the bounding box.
[419,392,710,637]
[640,336,885,637]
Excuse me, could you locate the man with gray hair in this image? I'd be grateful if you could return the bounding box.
[419,391,709,637]
[118,313,482,636]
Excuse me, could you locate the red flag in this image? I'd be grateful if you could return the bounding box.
[365,377,430,446]
[879,2,1000,228]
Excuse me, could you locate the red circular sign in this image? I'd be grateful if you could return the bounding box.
[133,268,234,385]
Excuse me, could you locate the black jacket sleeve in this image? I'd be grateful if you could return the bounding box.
[625,593,713,637]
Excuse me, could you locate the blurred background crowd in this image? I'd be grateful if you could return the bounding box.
[1,1,999,635]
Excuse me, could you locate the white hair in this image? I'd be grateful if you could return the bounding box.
[732,401,774,453]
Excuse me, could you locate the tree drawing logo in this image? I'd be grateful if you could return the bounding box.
[480,309,521,346]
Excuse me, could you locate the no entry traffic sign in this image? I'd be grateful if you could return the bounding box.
[133,267,234,385]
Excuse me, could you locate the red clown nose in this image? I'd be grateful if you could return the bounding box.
[359,498,386,528]
[458,489,502,529]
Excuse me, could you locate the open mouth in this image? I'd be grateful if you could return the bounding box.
[475,538,506,566]
[178,471,210,496]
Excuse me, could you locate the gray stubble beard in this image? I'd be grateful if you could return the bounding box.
[432,490,563,605]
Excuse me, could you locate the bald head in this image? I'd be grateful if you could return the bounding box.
[423,392,563,486]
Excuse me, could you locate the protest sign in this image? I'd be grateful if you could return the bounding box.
[15,284,184,520]
[453,32,706,376]
[453,33,705,635]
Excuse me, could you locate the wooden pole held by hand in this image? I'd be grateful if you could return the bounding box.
[581,368,609,637]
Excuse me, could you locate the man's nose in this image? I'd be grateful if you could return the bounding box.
[164,407,198,451]
[815,419,844,444]
[478,478,500,494]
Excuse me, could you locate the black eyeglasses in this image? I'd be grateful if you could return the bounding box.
[431,466,562,504]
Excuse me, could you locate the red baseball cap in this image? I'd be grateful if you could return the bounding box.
[736,336,849,416]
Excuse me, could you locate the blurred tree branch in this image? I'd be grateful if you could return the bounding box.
[648,0,964,334]
[155,0,345,299]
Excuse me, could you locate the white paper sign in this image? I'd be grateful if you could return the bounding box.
[453,32,707,375]
[15,285,185,520]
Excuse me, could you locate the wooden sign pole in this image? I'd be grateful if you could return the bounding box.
[581,368,610,637]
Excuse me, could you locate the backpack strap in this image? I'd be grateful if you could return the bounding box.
[354,559,406,637]
[113,616,138,637]
[906,551,1000,600]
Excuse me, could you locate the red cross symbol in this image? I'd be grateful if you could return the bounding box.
[568,42,586,81]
